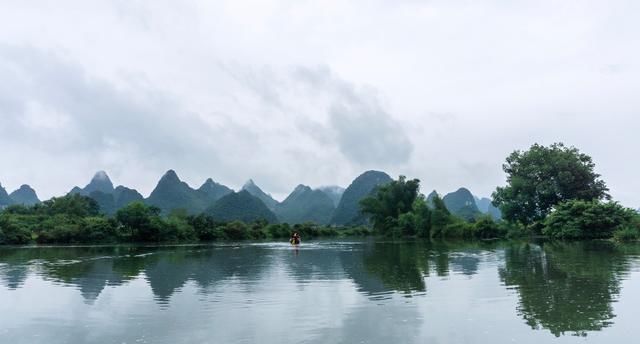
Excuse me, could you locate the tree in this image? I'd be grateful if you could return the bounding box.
[492,143,609,226]
[43,194,100,218]
[542,200,637,239]
[360,176,420,234]
[116,202,163,242]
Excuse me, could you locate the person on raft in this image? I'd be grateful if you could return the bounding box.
[290,232,301,245]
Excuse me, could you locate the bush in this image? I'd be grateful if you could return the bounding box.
[0,214,32,245]
[472,215,505,239]
[80,217,119,243]
[613,226,639,242]
[222,221,249,240]
[543,200,637,239]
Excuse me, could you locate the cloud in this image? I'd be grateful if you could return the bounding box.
[0,0,638,207]
[289,66,414,166]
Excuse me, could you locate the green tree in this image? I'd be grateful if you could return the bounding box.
[430,194,452,237]
[492,143,609,226]
[43,194,100,217]
[360,176,420,234]
[542,200,637,239]
[116,202,164,242]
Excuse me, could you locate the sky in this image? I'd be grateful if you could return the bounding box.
[0,0,638,207]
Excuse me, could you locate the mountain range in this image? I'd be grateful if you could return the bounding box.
[0,182,40,209]
[1,170,504,224]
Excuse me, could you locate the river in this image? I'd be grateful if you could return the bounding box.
[1,239,640,343]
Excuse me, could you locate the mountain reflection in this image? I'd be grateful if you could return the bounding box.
[1,239,638,339]
[500,241,632,337]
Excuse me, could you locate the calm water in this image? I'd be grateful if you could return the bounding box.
[2,239,640,344]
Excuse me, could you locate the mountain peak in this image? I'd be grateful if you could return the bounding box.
[92,170,110,181]
[9,184,40,206]
[84,170,114,195]
[241,179,278,210]
[243,179,256,188]
[160,170,180,183]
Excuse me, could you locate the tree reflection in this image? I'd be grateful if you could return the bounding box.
[348,240,490,296]
[500,241,630,337]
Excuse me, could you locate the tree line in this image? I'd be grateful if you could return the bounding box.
[0,195,370,245]
[2,142,639,244]
[360,143,640,241]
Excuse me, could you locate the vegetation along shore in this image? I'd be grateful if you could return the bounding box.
[1,142,638,245]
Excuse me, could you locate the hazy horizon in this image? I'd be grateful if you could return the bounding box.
[0,1,638,207]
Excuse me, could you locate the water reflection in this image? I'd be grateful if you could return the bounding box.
[1,240,640,342]
[500,241,633,337]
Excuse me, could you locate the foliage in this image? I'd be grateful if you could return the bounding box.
[542,200,638,239]
[360,175,420,234]
[0,213,32,244]
[613,226,639,242]
[493,143,610,226]
[0,194,368,245]
[43,194,100,217]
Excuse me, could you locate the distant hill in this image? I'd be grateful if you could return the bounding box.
[205,190,278,223]
[275,185,335,224]
[0,183,13,208]
[443,188,481,221]
[114,186,145,209]
[242,179,278,210]
[318,186,345,207]
[426,190,439,207]
[9,185,40,206]
[146,170,203,214]
[146,170,234,214]
[331,170,392,225]
[69,171,145,215]
[69,171,114,196]
[475,196,502,220]
[86,186,146,215]
[197,178,233,205]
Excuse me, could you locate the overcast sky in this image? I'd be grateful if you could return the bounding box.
[0,0,638,206]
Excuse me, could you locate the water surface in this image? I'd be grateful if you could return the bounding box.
[2,239,640,343]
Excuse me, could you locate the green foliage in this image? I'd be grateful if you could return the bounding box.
[360,175,420,234]
[116,201,164,242]
[472,215,506,239]
[0,213,32,244]
[493,143,610,226]
[542,200,637,239]
[0,192,370,245]
[44,194,100,217]
[613,226,639,242]
[429,194,452,236]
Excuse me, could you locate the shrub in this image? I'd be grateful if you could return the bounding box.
[613,226,639,242]
[0,214,32,245]
[543,200,637,239]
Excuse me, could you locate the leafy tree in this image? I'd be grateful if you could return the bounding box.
[0,213,32,244]
[430,194,452,236]
[116,202,164,242]
[493,143,610,226]
[43,194,100,217]
[360,176,420,234]
[543,200,637,239]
